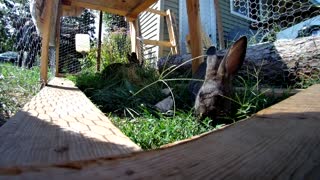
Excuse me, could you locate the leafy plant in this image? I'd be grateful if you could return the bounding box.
[101,31,131,67]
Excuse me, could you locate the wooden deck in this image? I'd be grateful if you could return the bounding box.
[0,78,141,167]
[0,81,320,179]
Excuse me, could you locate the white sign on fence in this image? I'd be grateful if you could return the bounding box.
[75,34,90,53]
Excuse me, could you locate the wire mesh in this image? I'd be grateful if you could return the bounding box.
[58,9,96,75]
[0,0,57,75]
[227,0,320,87]
[1,1,42,70]
[230,0,320,42]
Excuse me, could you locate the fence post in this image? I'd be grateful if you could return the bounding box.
[97,11,103,72]
[40,0,55,85]
[129,20,141,60]
[55,1,62,77]
[186,0,203,74]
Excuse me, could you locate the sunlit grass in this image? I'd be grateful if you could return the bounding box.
[0,63,41,125]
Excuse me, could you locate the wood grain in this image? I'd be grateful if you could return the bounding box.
[0,84,319,179]
[186,0,204,74]
[0,78,141,168]
[67,0,157,20]
[40,0,55,84]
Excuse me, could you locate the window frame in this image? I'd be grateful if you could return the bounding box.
[230,0,263,22]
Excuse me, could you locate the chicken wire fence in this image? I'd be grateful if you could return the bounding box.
[230,0,320,42]
[1,1,319,85]
[0,0,55,77]
[228,0,320,88]
[57,11,145,75]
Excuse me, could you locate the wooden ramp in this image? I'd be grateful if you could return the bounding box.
[0,83,320,179]
[0,78,141,167]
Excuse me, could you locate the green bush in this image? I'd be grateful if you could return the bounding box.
[102,32,131,67]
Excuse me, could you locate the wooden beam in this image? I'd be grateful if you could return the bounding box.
[143,39,173,47]
[40,0,55,85]
[186,0,203,74]
[55,1,62,77]
[166,9,179,54]
[146,8,167,16]
[97,11,103,72]
[129,20,141,59]
[62,5,84,17]
[126,0,158,20]
[71,0,128,16]
[214,0,225,49]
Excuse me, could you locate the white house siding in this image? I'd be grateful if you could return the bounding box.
[139,1,162,66]
[179,0,217,54]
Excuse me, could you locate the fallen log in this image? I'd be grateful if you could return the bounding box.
[158,36,320,87]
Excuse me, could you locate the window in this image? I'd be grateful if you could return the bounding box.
[230,0,263,22]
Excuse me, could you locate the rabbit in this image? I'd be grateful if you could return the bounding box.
[190,36,247,120]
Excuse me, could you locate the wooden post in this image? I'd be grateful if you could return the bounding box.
[40,0,55,85]
[97,10,103,72]
[214,0,225,49]
[55,1,62,77]
[166,9,179,54]
[186,0,203,74]
[129,20,141,60]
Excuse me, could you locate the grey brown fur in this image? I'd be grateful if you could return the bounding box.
[191,36,247,120]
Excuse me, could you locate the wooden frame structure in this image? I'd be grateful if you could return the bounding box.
[40,0,204,84]
[144,8,179,55]
[2,1,320,178]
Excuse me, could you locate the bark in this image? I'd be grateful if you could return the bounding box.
[158,36,320,87]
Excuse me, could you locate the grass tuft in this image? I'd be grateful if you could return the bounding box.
[0,63,41,125]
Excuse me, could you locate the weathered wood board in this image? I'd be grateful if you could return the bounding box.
[0,78,141,168]
[0,84,319,179]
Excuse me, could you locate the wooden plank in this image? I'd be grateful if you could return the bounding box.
[1,84,320,179]
[40,0,55,85]
[71,0,129,16]
[68,0,157,19]
[143,39,173,47]
[126,0,158,20]
[235,87,304,97]
[129,20,141,59]
[0,78,141,167]
[165,9,179,54]
[55,2,62,77]
[186,0,203,74]
[146,8,167,16]
[62,5,84,17]
[214,0,225,49]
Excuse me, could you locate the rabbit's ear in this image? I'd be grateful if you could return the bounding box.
[218,36,247,77]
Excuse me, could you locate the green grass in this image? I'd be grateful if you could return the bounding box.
[0,63,41,125]
[68,61,292,150]
[111,111,215,149]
